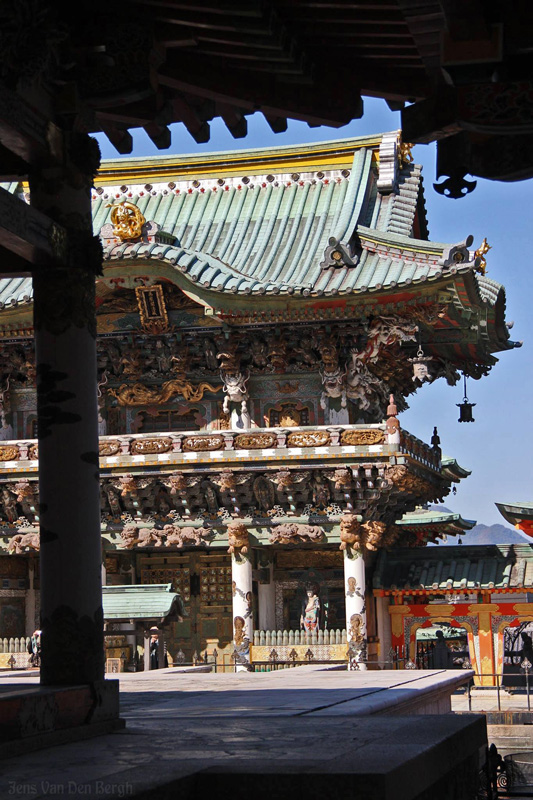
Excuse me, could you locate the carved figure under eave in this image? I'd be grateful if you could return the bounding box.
[221,370,250,429]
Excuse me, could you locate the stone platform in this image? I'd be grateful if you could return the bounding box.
[0,679,123,759]
[0,668,485,800]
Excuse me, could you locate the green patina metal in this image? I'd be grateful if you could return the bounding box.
[373,544,533,593]
[102,583,183,621]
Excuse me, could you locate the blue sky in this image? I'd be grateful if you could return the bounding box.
[95,98,532,527]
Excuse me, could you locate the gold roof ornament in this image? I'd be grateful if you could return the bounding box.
[474,237,491,275]
[397,132,414,166]
[107,200,145,241]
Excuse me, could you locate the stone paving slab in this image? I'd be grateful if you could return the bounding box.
[0,668,481,800]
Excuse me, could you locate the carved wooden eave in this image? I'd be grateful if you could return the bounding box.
[1,2,532,192]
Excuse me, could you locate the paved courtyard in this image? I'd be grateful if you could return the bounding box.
[0,667,482,799]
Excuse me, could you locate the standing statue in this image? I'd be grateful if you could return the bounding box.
[153,339,173,373]
[0,413,14,441]
[0,377,13,440]
[221,371,250,429]
[300,583,321,633]
[319,366,348,424]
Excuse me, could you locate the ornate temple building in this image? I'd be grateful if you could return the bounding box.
[0,132,519,670]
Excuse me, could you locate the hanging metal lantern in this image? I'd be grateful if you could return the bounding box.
[409,345,432,384]
[457,375,476,422]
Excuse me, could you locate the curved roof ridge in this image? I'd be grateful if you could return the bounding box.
[95,133,391,178]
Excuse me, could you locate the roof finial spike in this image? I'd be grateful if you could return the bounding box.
[387,393,397,418]
[431,426,441,450]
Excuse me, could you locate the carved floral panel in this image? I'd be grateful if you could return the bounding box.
[130,437,173,455]
[287,430,330,447]
[0,445,19,461]
[182,434,224,452]
[340,429,385,446]
[234,433,277,450]
[99,440,121,456]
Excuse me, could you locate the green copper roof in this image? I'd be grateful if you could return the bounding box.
[0,135,513,340]
[91,133,507,307]
[102,583,183,621]
[0,277,33,308]
[396,508,476,531]
[373,544,533,592]
[441,457,472,481]
[497,502,533,526]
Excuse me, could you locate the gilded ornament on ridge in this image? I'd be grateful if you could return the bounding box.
[107,200,146,241]
[474,237,491,275]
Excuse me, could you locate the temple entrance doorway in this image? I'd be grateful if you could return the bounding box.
[138,551,233,666]
[503,621,533,689]
[415,622,470,669]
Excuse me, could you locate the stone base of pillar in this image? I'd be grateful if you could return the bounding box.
[0,680,123,759]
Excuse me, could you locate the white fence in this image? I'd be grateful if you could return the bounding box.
[0,637,31,654]
[253,629,347,647]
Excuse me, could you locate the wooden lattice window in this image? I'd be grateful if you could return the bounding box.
[140,565,191,603]
[200,564,232,605]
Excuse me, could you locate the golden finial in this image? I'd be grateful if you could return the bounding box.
[399,141,414,166]
[474,237,491,275]
[106,200,145,241]
[397,132,414,166]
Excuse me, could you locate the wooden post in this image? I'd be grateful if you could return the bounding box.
[29,135,104,686]
[144,630,151,672]
[158,629,166,669]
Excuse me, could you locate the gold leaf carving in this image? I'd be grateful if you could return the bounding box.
[340,429,384,446]
[0,445,19,461]
[287,430,330,447]
[99,441,121,456]
[131,437,173,455]
[135,285,169,335]
[182,434,224,452]
[107,200,145,241]
[108,380,221,406]
[234,433,277,450]
[29,444,38,460]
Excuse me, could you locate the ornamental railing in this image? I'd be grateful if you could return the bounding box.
[253,628,347,646]
[0,636,31,653]
[0,423,440,471]
[399,431,441,470]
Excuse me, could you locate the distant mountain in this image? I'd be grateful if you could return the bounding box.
[455,523,527,546]
[428,506,528,546]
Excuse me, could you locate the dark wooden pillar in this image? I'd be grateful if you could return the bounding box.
[158,629,166,669]
[29,134,104,685]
